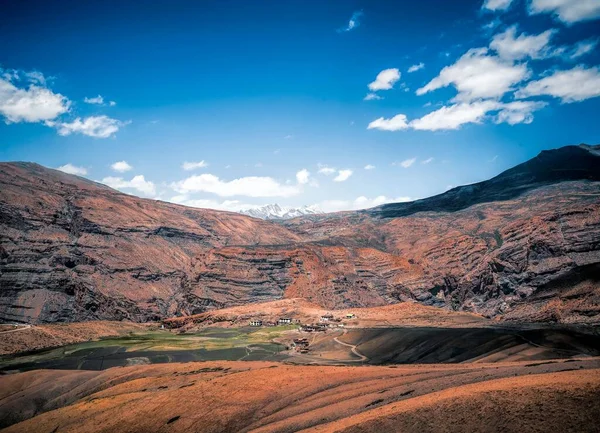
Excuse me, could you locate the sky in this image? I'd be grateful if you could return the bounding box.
[1,0,599,213]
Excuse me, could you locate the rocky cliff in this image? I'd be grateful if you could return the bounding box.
[1,145,599,324]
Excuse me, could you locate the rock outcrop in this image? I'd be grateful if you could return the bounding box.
[1,145,599,324]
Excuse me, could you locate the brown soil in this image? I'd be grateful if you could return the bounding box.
[1,359,599,432]
[0,321,150,356]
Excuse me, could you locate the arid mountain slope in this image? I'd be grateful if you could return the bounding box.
[1,360,599,432]
[0,162,301,323]
[1,145,599,324]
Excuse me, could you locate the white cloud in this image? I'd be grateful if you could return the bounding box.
[48,115,127,138]
[363,93,383,101]
[482,0,514,11]
[515,66,600,102]
[317,164,337,175]
[364,164,376,170]
[529,0,600,24]
[57,163,87,176]
[490,25,557,60]
[296,169,310,184]
[0,74,70,123]
[411,100,499,130]
[569,39,598,59]
[102,175,156,196]
[84,95,104,105]
[494,100,548,124]
[416,48,530,102]
[109,101,116,106]
[408,63,425,73]
[367,114,409,131]
[340,10,363,32]
[182,160,209,171]
[111,160,132,173]
[319,195,412,212]
[368,68,401,91]
[371,99,547,132]
[396,158,416,168]
[333,169,353,182]
[171,174,301,197]
[412,100,546,130]
[169,195,254,212]
[422,157,434,164]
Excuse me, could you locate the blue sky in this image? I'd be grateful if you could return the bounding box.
[1,0,599,212]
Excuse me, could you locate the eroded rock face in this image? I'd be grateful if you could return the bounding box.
[1,145,599,324]
[0,163,301,323]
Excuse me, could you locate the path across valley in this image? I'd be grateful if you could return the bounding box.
[333,331,369,362]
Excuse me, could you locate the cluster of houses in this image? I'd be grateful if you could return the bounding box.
[300,323,328,332]
[249,313,356,330]
[249,317,295,327]
[291,338,310,353]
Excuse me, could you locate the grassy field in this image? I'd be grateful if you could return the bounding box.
[0,326,298,372]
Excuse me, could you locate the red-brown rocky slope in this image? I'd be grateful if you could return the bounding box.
[1,145,599,324]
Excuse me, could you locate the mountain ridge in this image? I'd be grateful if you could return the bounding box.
[367,144,600,219]
[1,144,599,324]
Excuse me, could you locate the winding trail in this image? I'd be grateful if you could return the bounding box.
[0,325,32,334]
[333,330,368,362]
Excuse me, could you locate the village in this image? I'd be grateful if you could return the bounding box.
[249,312,357,355]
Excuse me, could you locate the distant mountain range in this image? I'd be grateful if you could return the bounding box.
[240,203,323,220]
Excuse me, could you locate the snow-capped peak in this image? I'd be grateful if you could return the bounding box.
[240,204,323,220]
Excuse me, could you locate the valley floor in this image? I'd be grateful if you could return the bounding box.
[2,300,599,432]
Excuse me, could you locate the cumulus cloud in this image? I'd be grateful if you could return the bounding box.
[363,93,383,101]
[490,25,557,60]
[47,115,127,138]
[333,169,353,182]
[0,72,70,123]
[296,169,310,184]
[408,63,425,73]
[411,100,499,130]
[340,10,363,32]
[171,174,301,198]
[367,114,409,131]
[169,195,254,212]
[368,68,401,91]
[416,48,530,102]
[57,163,87,176]
[515,66,600,102]
[482,0,514,11]
[319,195,412,212]
[317,164,337,175]
[111,160,132,173]
[101,175,156,196]
[364,164,376,170]
[529,0,600,24]
[370,100,547,132]
[109,101,117,106]
[494,100,548,124]
[84,95,104,105]
[182,160,209,171]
